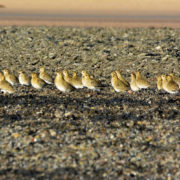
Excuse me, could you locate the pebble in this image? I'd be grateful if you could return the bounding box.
[49,129,56,137]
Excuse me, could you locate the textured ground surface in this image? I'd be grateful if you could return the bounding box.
[0,26,180,179]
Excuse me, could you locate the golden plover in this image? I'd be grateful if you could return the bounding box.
[130,73,139,91]
[3,69,18,86]
[63,70,72,84]
[31,73,45,90]
[0,72,4,80]
[161,75,168,91]
[0,74,14,94]
[81,70,101,91]
[116,70,130,87]
[162,75,179,94]
[63,70,83,88]
[71,72,83,89]
[136,71,150,89]
[54,71,73,92]
[18,70,30,86]
[39,67,53,84]
[169,73,180,87]
[156,76,163,90]
[111,72,130,92]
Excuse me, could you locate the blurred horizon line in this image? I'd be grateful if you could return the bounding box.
[1,12,180,22]
[0,10,180,27]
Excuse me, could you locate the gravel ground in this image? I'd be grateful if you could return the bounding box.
[0,26,180,179]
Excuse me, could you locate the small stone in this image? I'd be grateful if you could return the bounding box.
[27,37,33,41]
[169,136,175,143]
[64,111,73,117]
[54,109,63,118]
[40,130,49,138]
[137,121,143,125]
[128,90,133,94]
[12,133,20,138]
[162,55,169,61]
[146,135,153,142]
[33,136,39,142]
[49,129,56,137]
[155,46,161,50]
[126,121,134,127]
[49,52,56,59]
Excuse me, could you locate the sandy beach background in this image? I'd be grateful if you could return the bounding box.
[0,0,180,27]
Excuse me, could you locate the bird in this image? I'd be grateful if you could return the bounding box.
[169,73,180,87]
[54,70,74,92]
[115,70,130,87]
[136,71,150,89]
[81,70,101,91]
[162,75,179,94]
[18,70,30,86]
[0,73,15,94]
[3,69,18,86]
[0,72,4,80]
[63,70,72,84]
[156,76,163,90]
[111,72,130,92]
[39,67,53,84]
[63,70,83,89]
[130,73,139,91]
[31,73,45,90]
[161,75,168,91]
[71,72,83,89]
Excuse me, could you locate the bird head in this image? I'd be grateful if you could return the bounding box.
[169,73,174,78]
[31,73,37,78]
[115,70,120,75]
[81,70,88,77]
[56,71,63,77]
[63,70,69,77]
[167,76,173,82]
[40,67,45,73]
[72,72,77,78]
[131,73,136,79]
[18,70,23,74]
[3,69,9,75]
[161,75,167,81]
[0,72,5,81]
[156,76,162,81]
[111,71,116,77]
[136,71,141,78]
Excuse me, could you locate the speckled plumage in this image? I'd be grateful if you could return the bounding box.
[0,74,15,94]
[39,67,53,84]
[54,71,74,92]
[162,75,179,94]
[116,70,130,87]
[31,73,45,90]
[130,73,139,91]
[3,69,18,86]
[18,70,30,86]
[136,71,150,89]
[111,72,130,92]
[81,70,101,91]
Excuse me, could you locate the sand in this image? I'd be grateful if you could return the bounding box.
[1,0,180,14]
[0,0,180,27]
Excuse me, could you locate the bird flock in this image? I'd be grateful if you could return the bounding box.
[111,71,180,94]
[0,67,179,95]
